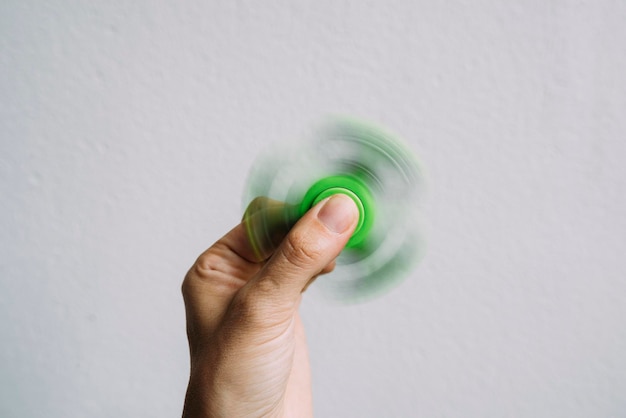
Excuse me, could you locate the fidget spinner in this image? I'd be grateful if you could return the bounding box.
[242,117,426,302]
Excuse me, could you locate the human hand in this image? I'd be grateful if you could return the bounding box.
[181,194,359,417]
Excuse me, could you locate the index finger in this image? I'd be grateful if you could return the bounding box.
[242,197,299,262]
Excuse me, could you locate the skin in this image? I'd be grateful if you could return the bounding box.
[182,194,359,417]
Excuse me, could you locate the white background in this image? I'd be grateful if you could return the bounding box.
[2,1,625,417]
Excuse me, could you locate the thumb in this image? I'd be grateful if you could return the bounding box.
[244,193,359,309]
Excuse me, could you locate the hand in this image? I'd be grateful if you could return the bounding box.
[182,194,359,417]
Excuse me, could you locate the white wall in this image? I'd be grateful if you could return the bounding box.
[2,1,625,417]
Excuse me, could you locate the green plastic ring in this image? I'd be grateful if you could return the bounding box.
[299,175,375,248]
[312,187,365,234]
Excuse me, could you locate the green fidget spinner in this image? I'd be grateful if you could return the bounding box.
[242,117,426,302]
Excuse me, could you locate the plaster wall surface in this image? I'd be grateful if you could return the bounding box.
[2,1,625,417]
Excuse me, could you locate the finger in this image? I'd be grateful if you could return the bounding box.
[241,193,358,312]
[203,222,263,266]
[242,196,285,221]
[182,223,264,339]
[242,197,299,261]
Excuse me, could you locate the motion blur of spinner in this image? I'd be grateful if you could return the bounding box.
[242,117,426,303]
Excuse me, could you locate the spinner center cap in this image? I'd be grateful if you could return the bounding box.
[299,175,375,248]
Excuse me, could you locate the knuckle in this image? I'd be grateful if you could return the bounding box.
[227,289,264,326]
[181,269,206,305]
[282,231,322,269]
[181,251,221,298]
[190,252,221,280]
[254,275,283,296]
[181,275,193,298]
[226,279,286,327]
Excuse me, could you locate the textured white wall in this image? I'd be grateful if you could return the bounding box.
[2,1,625,417]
